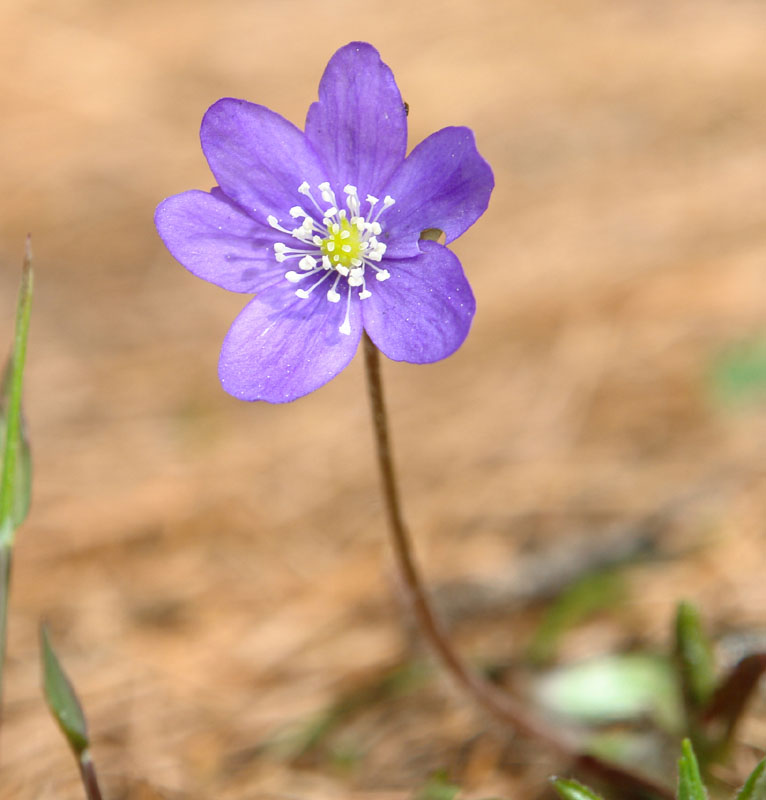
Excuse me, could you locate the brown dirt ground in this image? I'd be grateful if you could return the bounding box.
[2,0,766,798]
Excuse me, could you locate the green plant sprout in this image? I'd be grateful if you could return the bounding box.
[0,238,33,721]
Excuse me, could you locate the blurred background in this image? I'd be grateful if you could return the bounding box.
[2,0,766,797]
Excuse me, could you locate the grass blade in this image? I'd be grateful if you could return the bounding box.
[675,601,716,712]
[677,739,707,800]
[40,624,89,755]
[736,758,766,800]
[0,239,33,731]
[40,625,104,800]
[550,777,607,800]
[0,236,33,544]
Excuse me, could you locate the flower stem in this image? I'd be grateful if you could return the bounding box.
[361,333,672,800]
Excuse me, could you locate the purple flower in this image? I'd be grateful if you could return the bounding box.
[155,42,494,403]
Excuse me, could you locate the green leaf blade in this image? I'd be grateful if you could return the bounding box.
[0,239,33,544]
[736,759,766,800]
[675,601,716,710]
[550,777,606,800]
[0,361,31,530]
[527,570,625,665]
[677,739,707,800]
[40,624,89,757]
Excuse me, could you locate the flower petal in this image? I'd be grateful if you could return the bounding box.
[305,42,407,196]
[219,281,362,402]
[381,127,494,258]
[362,240,475,363]
[201,99,327,220]
[155,188,286,293]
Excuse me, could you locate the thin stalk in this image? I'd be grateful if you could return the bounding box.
[78,750,104,800]
[362,333,672,800]
[0,545,10,718]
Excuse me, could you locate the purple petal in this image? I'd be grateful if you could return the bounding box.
[361,241,475,363]
[201,99,327,220]
[219,281,362,403]
[155,189,286,293]
[305,42,407,196]
[381,127,494,258]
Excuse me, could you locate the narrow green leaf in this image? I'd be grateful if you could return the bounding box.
[40,624,89,756]
[0,361,31,529]
[550,777,606,800]
[527,570,624,664]
[675,601,716,709]
[677,739,707,800]
[0,238,33,545]
[736,759,766,800]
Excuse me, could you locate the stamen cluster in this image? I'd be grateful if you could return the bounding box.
[268,182,395,334]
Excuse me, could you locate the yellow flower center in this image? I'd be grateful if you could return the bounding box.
[320,217,363,269]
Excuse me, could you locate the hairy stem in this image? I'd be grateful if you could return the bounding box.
[362,333,672,800]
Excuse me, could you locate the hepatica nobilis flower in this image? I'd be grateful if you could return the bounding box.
[155,42,494,402]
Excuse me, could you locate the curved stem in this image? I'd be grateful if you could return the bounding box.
[362,333,672,800]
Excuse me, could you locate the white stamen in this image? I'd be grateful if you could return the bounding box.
[299,182,330,218]
[371,196,395,225]
[327,274,342,303]
[339,285,352,335]
[299,255,317,271]
[295,270,331,298]
[318,182,337,207]
[344,185,361,216]
[375,269,391,282]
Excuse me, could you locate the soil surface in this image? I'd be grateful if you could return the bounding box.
[2,1,766,798]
